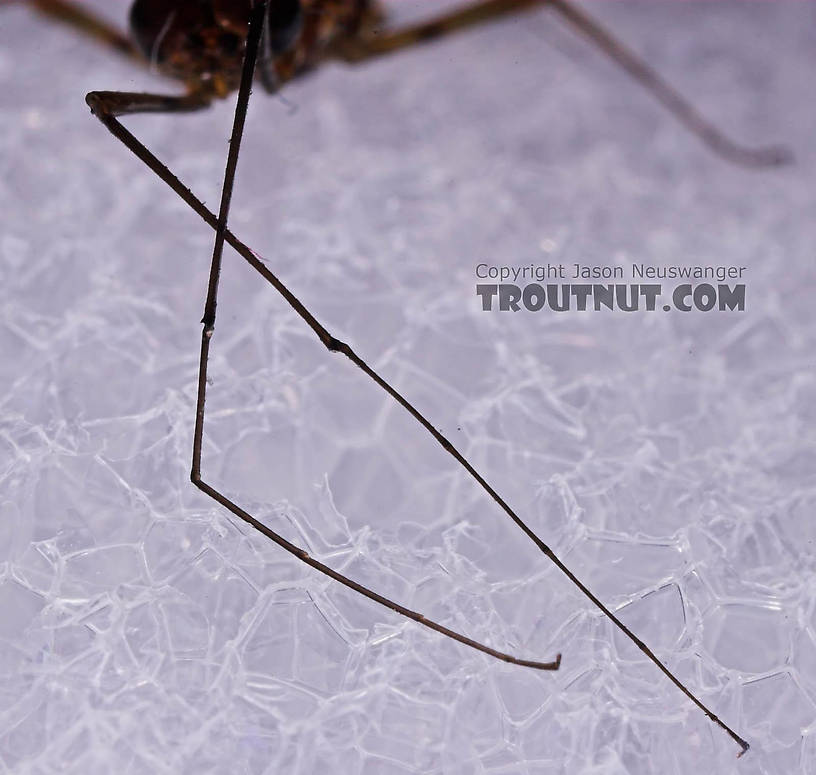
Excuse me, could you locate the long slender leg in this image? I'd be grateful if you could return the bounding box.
[336,0,791,168]
[28,0,140,61]
[84,4,561,674]
[336,0,540,58]
[548,0,790,168]
[86,4,751,756]
[86,85,750,757]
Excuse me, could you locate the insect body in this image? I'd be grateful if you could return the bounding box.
[127,0,373,97]
[32,0,791,756]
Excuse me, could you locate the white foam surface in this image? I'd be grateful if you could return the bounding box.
[1,2,814,772]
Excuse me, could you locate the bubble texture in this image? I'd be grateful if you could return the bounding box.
[1,1,814,773]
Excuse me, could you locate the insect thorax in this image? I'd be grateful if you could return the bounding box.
[129,0,377,96]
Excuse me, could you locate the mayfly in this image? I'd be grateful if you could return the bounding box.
[33,0,792,756]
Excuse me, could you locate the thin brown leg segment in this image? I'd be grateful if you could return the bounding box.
[85,91,211,118]
[84,4,561,675]
[30,0,141,61]
[336,0,541,59]
[338,0,791,168]
[85,0,752,755]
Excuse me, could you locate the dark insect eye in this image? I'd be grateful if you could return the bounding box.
[266,0,302,55]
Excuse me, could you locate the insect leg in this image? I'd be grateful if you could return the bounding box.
[547,0,791,168]
[84,3,561,673]
[86,1,750,754]
[337,0,791,168]
[337,0,540,59]
[85,91,211,118]
[89,82,755,733]
[87,71,750,765]
[195,476,563,670]
[28,0,140,61]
